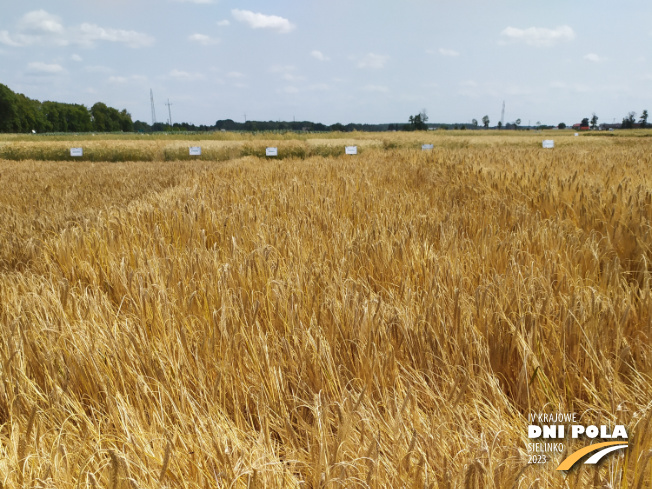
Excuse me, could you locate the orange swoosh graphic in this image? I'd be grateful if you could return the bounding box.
[556,442,627,471]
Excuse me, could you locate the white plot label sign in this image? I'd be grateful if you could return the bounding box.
[70,147,83,157]
[542,140,555,149]
[189,146,202,156]
[422,144,434,151]
[266,147,278,157]
[345,146,357,155]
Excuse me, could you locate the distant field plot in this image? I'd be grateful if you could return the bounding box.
[0,128,644,161]
[0,132,651,488]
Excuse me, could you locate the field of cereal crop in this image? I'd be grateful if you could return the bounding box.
[1,130,651,488]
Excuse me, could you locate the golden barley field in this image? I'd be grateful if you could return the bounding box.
[0,131,651,488]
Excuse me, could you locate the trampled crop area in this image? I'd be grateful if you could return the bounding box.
[0,132,651,488]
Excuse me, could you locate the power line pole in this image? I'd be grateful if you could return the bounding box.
[165,99,173,126]
[500,101,505,127]
[150,89,157,125]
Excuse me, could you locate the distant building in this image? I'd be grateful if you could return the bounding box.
[572,123,590,131]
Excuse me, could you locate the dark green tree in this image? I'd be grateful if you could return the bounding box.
[621,112,636,129]
[91,102,112,131]
[134,120,151,132]
[482,115,490,128]
[14,93,47,133]
[118,109,134,132]
[406,110,428,131]
[0,84,19,131]
[91,102,133,132]
[590,113,598,130]
[640,110,648,128]
[42,101,61,131]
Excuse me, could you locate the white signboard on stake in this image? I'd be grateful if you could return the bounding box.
[189,146,202,156]
[542,140,555,149]
[345,146,357,155]
[422,144,434,150]
[574,133,579,137]
[266,147,278,156]
[70,147,83,157]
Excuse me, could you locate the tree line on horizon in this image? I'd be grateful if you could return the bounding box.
[0,83,133,133]
[136,119,393,133]
[0,83,648,134]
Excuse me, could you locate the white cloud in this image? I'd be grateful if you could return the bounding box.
[0,10,154,48]
[27,62,65,75]
[78,24,154,48]
[583,53,603,62]
[107,74,147,84]
[438,48,459,57]
[19,10,65,36]
[168,69,205,81]
[311,50,329,61]
[18,10,64,35]
[459,80,477,87]
[108,76,129,84]
[231,9,295,34]
[0,31,22,47]
[363,84,389,93]
[357,53,388,69]
[0,10,67,47]
[500,25,575,47]
[217,20,230,27]
[71,54,83,62]
[269,65,305,82]
[226,71,245,78]
[188,33,220,45]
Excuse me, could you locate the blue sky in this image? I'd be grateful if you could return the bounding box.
[1,1,651,126]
